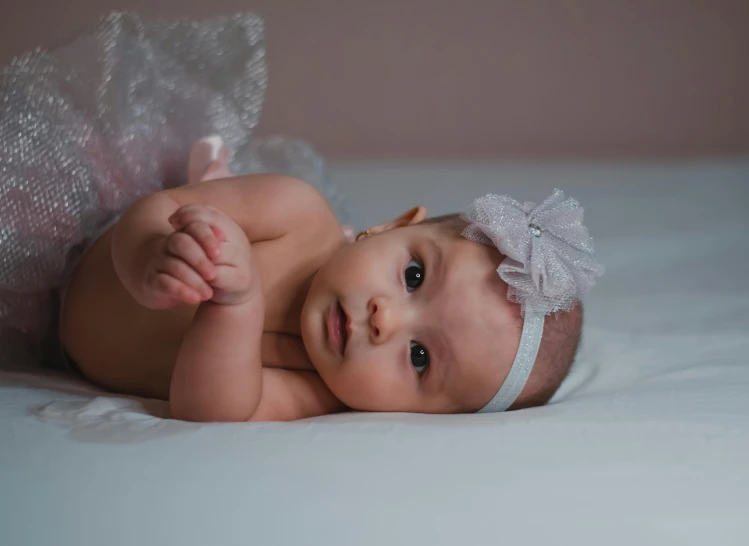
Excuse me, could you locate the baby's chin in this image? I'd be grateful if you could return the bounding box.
[300,345,371,410]
[308,360,357,408]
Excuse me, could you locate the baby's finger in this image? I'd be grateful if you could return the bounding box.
[181,221,222,260]
[169,205,227,240]
[157,257,214,301]
[210,241,244,267]
[152,273,202,305]
[165,232,216,281]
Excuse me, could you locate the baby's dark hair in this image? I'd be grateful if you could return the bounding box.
[512,304,583,409]
[423,211,583,409]
[423,213,463,226]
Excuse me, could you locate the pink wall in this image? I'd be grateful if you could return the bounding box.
[2,1,748,159]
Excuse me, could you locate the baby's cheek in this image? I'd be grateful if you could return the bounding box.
[337,357,410,411]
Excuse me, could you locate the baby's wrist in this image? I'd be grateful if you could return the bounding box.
[209,284,262,307]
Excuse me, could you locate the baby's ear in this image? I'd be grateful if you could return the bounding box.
[368,206,428,235]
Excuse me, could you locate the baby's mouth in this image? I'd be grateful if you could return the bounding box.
[327,301,349,357]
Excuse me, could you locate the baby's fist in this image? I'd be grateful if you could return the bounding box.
[169,204,257,306]
[140,223,222,309]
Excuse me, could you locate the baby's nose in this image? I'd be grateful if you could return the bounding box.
[368,296,401,345]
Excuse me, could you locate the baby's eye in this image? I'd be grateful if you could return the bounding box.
[404,259,424,292]
[410,341,430,374]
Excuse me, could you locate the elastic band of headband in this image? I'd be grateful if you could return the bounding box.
[477,313,544,413]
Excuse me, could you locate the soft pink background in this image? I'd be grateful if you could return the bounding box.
[2,1,748,159]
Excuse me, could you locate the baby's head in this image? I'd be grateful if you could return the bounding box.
[301,191,602,414]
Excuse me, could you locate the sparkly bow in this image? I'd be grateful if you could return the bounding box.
[461,190,604,316]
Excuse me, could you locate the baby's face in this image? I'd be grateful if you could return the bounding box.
[301,220,523,413]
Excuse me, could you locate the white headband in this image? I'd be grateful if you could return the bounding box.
[461,190,604,412]
[477,313,544,413]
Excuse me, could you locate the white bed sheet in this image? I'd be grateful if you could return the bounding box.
[2,159,748,546]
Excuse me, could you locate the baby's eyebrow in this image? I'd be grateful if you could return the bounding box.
[426,236,444,289]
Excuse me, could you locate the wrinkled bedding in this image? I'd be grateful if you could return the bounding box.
[2,159,748,546]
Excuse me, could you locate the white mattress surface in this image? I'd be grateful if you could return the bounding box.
[2,159,748,546]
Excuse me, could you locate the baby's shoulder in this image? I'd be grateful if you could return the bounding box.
[173,173,344,245]
[255,175,344,246]
[269,176,341,230]
[228,174,346,259]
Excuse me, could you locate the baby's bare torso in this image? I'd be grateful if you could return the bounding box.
[61,224,338,400]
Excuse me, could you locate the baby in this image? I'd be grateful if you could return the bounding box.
[60,139,603,422]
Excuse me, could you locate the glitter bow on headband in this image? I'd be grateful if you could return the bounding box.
[462,190,604,317]
[461,190,604,412]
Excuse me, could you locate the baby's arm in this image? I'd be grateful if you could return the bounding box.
[166,204,264,422]
[111,174,340,309]
[110,175,343,421]
[153,209,339,422]
[176,301,344,422]
[250,369,345,422]
[174,298,264,421]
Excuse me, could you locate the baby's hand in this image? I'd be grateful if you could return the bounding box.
[141,204,255,308]
[169,204,257,306]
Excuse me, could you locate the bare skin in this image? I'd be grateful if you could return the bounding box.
[61,174,527,422]
[62,175,348,421]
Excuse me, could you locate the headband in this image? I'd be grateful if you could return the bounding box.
[461,190,604,412]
